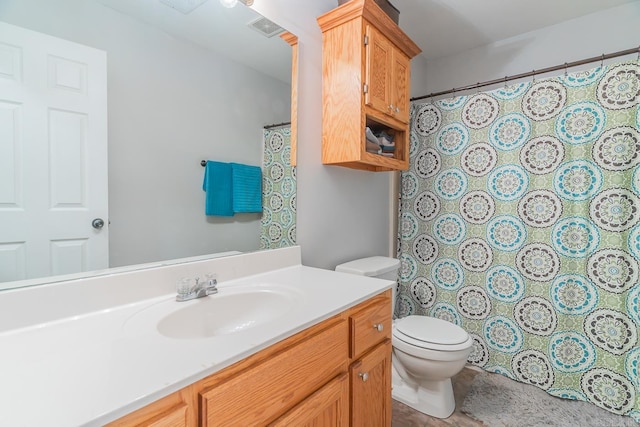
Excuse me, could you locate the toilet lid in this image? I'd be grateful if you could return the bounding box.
[394,316,469,346]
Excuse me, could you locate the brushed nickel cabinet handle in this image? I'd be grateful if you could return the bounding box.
[359,372,369,382]
[373,323,384,332]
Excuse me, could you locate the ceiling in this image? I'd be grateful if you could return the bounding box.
[98,0,639,83]
[395,0,640,60]
[98,0,292,84]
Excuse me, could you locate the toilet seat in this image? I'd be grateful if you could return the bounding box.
[393,316,472,352]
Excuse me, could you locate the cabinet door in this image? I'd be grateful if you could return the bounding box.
[364,24,391,116]
[391,49,410,124]
[350,339,392,427]
[269,373,349,427]
[200,319,347,426]
[106,386,193,427]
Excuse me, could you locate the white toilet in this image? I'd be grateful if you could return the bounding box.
[335,256,473,419]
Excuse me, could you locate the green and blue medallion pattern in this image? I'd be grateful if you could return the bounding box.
[260,127,296,249]
[398,61,640,420]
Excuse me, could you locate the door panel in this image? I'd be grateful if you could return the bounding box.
[364,24,391,115]
[350,339,392,427]
[392,50,410,123]
[0,22,107,285]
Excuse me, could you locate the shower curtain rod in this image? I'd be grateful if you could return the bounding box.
[264,121,291,129]
[411,46,640,102]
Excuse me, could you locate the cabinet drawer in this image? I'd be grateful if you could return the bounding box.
[200,318,348,426]
[349,291,391,359]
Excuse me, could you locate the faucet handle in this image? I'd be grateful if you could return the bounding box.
[176,277,196,298]
[204,272,217,286]
[204,272,218,294]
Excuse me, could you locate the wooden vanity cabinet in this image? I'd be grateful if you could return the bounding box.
[109,290,392,427]
[318,0,420,171]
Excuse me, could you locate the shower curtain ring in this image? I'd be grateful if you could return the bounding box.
[564,62,568,77]
[601,53,605,68]
[637,46,640,62]
[504,76,508,89]
[532,70,536,83]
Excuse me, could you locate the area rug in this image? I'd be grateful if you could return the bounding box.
[461,371,638,427]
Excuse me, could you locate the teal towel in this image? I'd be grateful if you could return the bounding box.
[202,161,233,216]
[231,163,262,213]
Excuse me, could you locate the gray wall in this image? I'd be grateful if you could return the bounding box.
[254,1,396,270]
[0,0,291,267]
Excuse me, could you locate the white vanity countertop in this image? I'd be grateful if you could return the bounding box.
[0,254,393,426]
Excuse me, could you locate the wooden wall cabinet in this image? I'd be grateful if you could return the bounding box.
[318,0,421,171]
[108,290,392,427]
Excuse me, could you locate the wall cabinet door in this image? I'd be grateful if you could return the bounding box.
[350,339,392,427]
[391,49,410,124]
[365,24,410,124]
[364,24,392,116]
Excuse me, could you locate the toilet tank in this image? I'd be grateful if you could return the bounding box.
[335,256,400,316]
[335,256,400,280]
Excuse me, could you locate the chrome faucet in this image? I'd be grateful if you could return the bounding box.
[176,274,218,302]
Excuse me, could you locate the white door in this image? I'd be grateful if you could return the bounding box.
[0,22,108,285]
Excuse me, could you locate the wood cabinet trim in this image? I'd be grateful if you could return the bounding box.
[280,31,298,167]
[318,0,420,58]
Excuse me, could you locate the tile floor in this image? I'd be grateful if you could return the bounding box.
[392,367,485,427]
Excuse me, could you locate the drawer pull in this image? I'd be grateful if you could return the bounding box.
[373,323,384,332]
[359,372,369,382]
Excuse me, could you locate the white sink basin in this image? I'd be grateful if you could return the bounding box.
[124,283,302,340]
[159,289,294,339]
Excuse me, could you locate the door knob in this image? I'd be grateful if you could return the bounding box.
[359,372,369,382]
[92,218,105,229]
[373,323,384,332]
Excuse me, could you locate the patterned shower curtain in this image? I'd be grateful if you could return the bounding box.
[261,126,296,249]
[397,61,639,421]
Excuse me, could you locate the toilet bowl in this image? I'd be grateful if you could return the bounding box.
[335,256,473,419]
[391,315,473,418]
